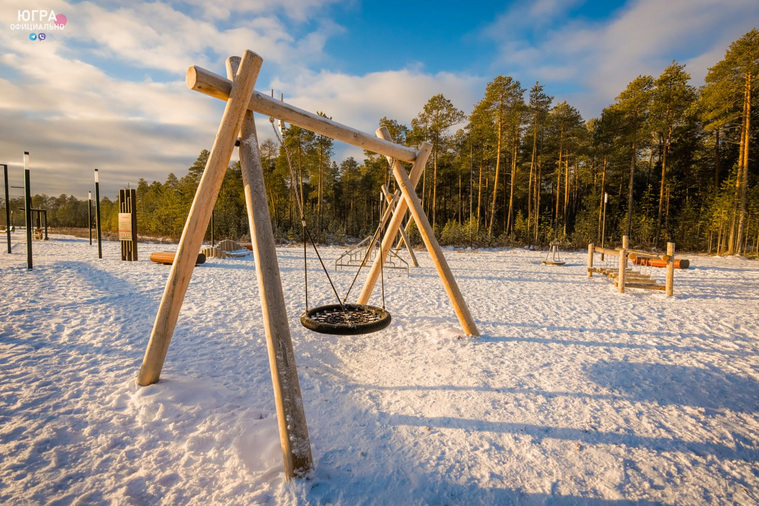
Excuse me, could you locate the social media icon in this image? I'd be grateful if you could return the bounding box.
[29,33,37,41]
[39,33,46,41]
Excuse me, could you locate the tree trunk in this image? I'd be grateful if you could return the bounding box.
[728,74,749,255]
[656,120,671,245]
[563,158,570,237]
[554,126,564,235]
[626,141,636,238]
[597,155,606,241]
[535,158,542,243]
[527,120,538,239]
[714,128,721,192]
[432,146,438,229]
[488,115,503,237]
[477,158,483,231]
[735,72,751,254]
[507,132,518,236]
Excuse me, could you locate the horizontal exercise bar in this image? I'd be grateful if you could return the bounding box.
[186,65,419,163]
[626,249,666,260]
[593,246,619,256]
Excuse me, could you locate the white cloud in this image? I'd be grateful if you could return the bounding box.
[484,0,759,119]
[0,0,348,196]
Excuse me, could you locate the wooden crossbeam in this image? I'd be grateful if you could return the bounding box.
[186,66,418,163]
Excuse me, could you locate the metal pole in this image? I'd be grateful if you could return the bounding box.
[601,192,608,261]
[23,152,32,270]
[43,210,48,240]
[211,210,215,247]
[94,169,102,259]
[88,191,92,245]
[3,164,10,253]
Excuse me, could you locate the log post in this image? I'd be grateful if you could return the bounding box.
[226,56,313,480]
[666,242,675,297]
[357,130,430,305]
[619,235,629,293]
[587,243,594,277]
[186,66,418,162]
[137,50,262,386]
[389,142,480,336]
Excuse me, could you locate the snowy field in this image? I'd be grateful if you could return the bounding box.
[1,233,758,505]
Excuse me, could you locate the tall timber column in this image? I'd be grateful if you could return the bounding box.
[227,56,313,479]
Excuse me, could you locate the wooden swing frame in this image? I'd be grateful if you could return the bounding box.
[136,50,479,480]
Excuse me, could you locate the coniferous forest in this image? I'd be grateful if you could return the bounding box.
[6,29,758,254]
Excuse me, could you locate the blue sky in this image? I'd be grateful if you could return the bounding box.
[0,0,757,198]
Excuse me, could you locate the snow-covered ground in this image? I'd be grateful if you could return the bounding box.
[1,234,758,504]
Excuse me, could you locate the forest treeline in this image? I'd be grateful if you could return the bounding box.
[4,29,758,254]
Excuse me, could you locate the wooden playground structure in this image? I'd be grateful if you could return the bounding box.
[136,50,479,481]
[587,235,676,296]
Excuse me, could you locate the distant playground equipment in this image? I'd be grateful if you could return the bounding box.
[334,186,412,275]
[201,238,251,259]
[541,240,565,266]
[136,50,479,481]
[20,208,49,240]
[587,235,676,296]
[335,235,409,275]
[632,256,690,269]
[149,251,206,265]
[119,188,138,261]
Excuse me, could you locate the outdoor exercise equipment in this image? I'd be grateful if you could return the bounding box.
[587,235,676,296]
[632,256,689,269]
[119,188,138,261]
[541,240,565,266]
[137,50,479,481]
[19,208,48,240]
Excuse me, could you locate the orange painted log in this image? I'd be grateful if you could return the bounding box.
[632,257,689,269]
[149,251,206,266]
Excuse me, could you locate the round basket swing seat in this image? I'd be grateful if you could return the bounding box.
[541,260,566,266]
[301,304,391,335]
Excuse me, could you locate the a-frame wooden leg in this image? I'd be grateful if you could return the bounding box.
[357,139,430,304]
[226,57,313,480]
[389,143,479,337]
[359,129,478,336]
[137,50,263,386]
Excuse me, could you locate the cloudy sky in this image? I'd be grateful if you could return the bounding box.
[1,0,757,198]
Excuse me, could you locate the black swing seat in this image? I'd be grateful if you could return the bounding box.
[301,304,391,335]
